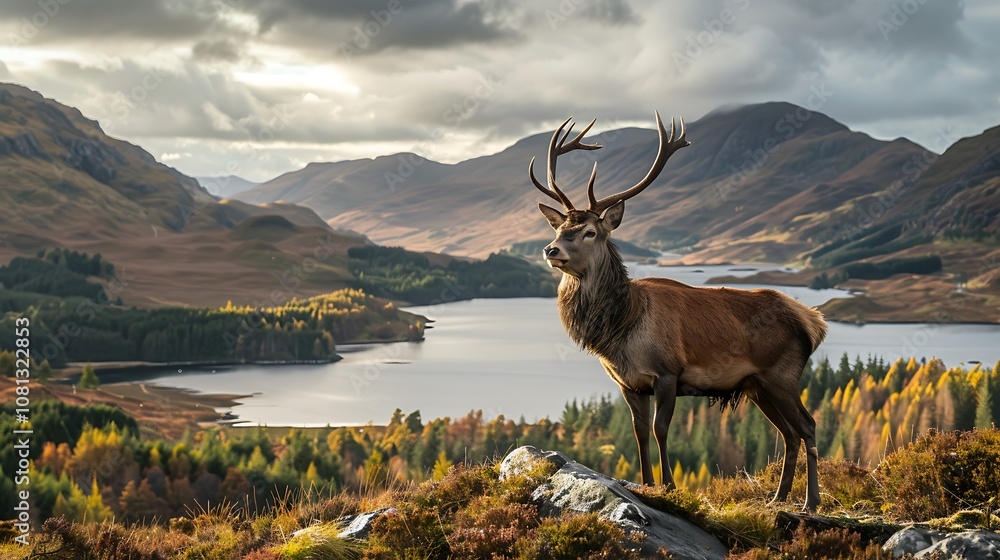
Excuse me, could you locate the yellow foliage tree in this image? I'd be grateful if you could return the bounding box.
[432,450,452,481]
[84,478,112,523]
[614,455,633,481]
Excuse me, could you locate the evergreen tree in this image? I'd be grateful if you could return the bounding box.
[35,359,54,381]
[79,364,100,389]
[0,350,14,377]
[837,353,853,387]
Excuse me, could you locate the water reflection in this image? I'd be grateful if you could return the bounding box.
[137,263,1000,426]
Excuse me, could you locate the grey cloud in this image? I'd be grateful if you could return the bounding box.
[191,39,246,63]
[579,0,642,26]
[239,0,518,54]
[0,0,517,54]
[874,0,970,55]
[737,0,971,59]
[0,0,220,43]
[2,0,997,181]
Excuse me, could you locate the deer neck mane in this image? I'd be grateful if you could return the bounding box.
[557,242,643,356]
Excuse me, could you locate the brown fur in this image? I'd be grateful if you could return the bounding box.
[542,207,827,511]
[532,112,824,510]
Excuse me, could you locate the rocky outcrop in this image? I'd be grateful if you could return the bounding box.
[882,526,1000,559]
[336,507,397,540]
[498,446,570,480]
[882,526,949,557]
[500,446,728,560]
[0,132,46,158]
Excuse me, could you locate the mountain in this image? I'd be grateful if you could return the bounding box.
[235,102,934,262]
[800,124,1000,323]
[0,83,368,307]
[0,82,557,309]
[236,103,1000,322]
[196,175,259,198]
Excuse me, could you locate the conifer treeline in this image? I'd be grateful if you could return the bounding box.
[2,355,998,525]
[0,289,423,367]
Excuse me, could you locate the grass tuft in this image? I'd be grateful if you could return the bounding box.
[274,523,361,560]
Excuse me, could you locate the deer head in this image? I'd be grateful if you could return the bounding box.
[530,112,690,277]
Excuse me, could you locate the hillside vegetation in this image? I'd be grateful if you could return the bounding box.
[0,83,554,309]
[4,415,1000,559]
[3,357,1000,558]
[0,287,423,367]
[348,246,557,302]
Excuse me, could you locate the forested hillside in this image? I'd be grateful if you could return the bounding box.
[0,288,424,367]
[3,355,997,526]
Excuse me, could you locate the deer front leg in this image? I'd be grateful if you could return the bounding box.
[653,375,678,488]
[620,385,653,485]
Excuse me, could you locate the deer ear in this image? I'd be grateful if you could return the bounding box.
[601,201,625,230]
[538,203,566,230]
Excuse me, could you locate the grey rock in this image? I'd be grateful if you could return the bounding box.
[607,502,651,528]
[498,445,570,481]
[916,530,1000,559]
[337,507,397,540]
[527,451,727,560]
[882,526,948,558]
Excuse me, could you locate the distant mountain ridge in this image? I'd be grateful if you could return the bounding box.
[196,175,259,198]
[235,102,1000,323]
[234,101,944,262]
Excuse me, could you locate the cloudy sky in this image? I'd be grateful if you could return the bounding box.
[1,0,998,182]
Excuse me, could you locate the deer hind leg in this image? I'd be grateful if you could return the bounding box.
[620,385,653,485]
[749,389,800,504]
[794,398,821,512]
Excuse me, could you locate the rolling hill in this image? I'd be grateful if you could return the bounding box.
[0,83,556,309]
[0,83,370,308]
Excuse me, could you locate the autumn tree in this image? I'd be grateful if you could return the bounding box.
[976,377,994,429]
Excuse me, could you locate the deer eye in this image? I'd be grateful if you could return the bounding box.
[583,231,596,240]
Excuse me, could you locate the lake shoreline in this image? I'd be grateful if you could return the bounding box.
[56,357,341,381]
[42,262,999,428]
[54,334,430,380]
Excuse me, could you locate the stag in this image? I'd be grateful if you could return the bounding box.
[528,113,828,511]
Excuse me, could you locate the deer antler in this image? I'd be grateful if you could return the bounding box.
[587,111,689,214]
[529,117,603,210]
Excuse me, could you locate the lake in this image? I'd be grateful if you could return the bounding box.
[132,263,1000,426]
